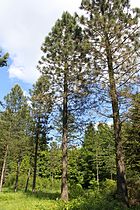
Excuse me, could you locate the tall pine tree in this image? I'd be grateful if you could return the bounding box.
[79,0,140,205]
[38,12,83,201]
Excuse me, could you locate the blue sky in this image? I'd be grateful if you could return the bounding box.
[0,0,139,103]
[0,65,32,100]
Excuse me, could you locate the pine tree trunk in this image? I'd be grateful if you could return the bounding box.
[14,155,22,192]
[0,145,8,192]
[105,34,128,206]
[25,168,31,192]
[32,120,40,193]
[61,69,68,201]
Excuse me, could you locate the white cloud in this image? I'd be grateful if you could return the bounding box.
[0,0,139,84]
[131,0,140,8]
[0,0,81,84]
[9,66,24,80]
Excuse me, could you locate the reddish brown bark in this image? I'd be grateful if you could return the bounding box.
[61,70,68,201]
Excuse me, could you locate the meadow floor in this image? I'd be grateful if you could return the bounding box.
[0,190,61,210]
[0,188,140,210]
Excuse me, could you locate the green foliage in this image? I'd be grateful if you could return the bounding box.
[125,93,140,174]
[101,179,116,193]
[35,177,60,193]
[68,148,83,185]
[79,123,115,188]
[127,177,140,202]
[38,142,61,179]
[37,11,84,129]
[123,93,140,202]
[0,51,9,67]
[0,84,31,191]
[96,123,116,179]
[60,187,140,210]
[69,183,84,199]
[89,178,99,190]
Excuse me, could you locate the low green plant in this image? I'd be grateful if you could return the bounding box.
[69,183,84,199]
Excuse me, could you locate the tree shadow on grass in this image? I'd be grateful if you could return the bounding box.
[25,190,60,200]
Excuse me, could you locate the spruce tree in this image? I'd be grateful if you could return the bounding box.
[125,93,140,176]
[81,122,115,189]
[80,123,97,188]
[96,123,115,180]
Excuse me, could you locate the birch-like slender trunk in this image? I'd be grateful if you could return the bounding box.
[32,120,40,193]
[0,144,8,192]
[96,151,99,191]
[25,168,31,192]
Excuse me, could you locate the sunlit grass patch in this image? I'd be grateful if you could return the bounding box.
[0,191,59,210]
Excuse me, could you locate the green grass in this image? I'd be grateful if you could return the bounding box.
[0,190,61,210]
[0,188,140,210]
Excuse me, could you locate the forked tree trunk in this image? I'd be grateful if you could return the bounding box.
[14,155,22,192]
[61,69,68,201]
[105,34,128,206]
[0,144,8,192]
[32,120,40,193]
[25,168,31,192]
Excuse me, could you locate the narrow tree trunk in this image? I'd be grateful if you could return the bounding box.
[32,120,40,193]
[96,139,99,191]
[14,155,22,192]
[111,172,113,180]
[105,34,128,206]
[51,173,54,192]
[25,168,31,192]
[0,145,8,192]
[96,154,99,191]
[61,69,68,201]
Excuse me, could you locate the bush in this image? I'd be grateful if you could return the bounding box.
[69,183,84,199]
[89,178,99,190]
[101,179,116,193]
[127,176,140,206]
[4,173,16,188]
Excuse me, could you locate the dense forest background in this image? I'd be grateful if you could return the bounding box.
[0,0,140,209]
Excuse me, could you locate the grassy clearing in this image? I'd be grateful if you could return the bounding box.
[0,188,140,210]
[0,190,61,210]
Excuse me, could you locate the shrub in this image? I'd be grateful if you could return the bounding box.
[69,183,84,199]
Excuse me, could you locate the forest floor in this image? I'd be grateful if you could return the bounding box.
[0,188,140,210]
